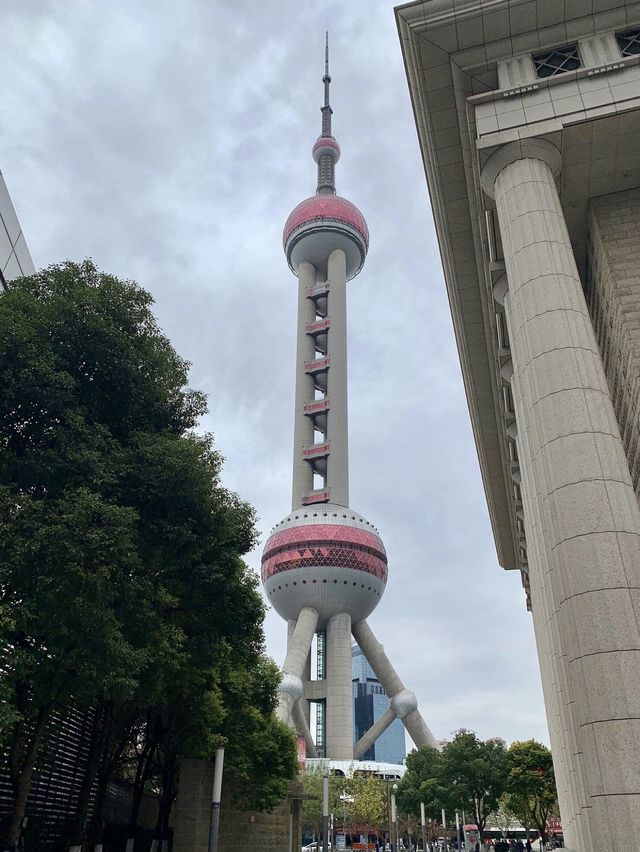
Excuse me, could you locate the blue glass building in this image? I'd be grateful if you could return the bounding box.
[352,644,406,765]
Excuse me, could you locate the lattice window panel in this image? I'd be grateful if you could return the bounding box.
[533,44,582,78]
[616,28,640,57]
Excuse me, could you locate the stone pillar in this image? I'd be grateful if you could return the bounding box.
[482,139,640,852]
[292,261,317,509]
[498,304,588,851]
[326,248,349,507]
[326,612,353,758]
[508,381,590,852]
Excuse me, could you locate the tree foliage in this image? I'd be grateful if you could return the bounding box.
[396,746,444,821]
[398,732,509,840]
[439,730,508,838]
[505,740,557,843]
[0,261,296,847]
[301,767,388,840]
[397,734,559,845]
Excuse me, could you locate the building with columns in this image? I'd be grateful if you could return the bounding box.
[395,1,640,850]
[260,38,437,764]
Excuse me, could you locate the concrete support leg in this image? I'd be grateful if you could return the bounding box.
[354,707,395,760]
[292,700,319,758]
[326,612,353,759]
[352,619,438,750]
[483,138,640,852]
[277,607,319,724]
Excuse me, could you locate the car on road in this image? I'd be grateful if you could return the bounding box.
[302,843,332,852]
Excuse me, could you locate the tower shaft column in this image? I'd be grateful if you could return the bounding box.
[292,262,318,509]
[326,248,349,507]
[326,612,353,759]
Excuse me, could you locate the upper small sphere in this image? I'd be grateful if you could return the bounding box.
[283,195,369,280]
[312,135,341,163]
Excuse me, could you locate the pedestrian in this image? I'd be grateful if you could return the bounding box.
[515,840,524,852]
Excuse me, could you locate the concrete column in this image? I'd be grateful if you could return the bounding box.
[483,138,640,852]
[326,612,353,759]
[511,408,590,851]
[326,249,349,507]
[498,309,587,851]
[292,262,317,509]
[352,619,438,750]
[277,607,319,724]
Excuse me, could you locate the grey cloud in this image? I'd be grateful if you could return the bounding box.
[0,0,547,748]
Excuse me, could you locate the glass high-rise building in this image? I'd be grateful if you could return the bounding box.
[351,644,405,765]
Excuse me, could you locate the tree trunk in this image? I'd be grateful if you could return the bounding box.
[88,711,131,848]
[5,705,50,847]
[154,747,177,842]
[127,713,160,844]
[68,704,106,848]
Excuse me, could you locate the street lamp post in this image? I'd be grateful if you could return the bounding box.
[322,775,330,852]
[420,802,427,852]
[207,747,225,852]
[391,784,398,852]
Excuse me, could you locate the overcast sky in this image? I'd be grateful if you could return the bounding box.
[1,0,549,748]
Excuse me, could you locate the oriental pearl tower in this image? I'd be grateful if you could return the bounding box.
[261,37,437,760]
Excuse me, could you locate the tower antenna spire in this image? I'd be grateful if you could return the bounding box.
[324,30,330,84]
[321,31,332,138]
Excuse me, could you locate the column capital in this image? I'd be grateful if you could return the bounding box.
[480,138,562,199]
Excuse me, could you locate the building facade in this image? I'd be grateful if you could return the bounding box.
[260,39,437,762]
[396,2,640,850]
[352,644,406,765]
[0,170,35,287]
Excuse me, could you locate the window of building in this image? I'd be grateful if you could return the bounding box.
[616,28,640,57]
[533,44,582,78]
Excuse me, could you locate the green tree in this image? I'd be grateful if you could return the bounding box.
[0,261,296,848]
[505,740,557,844]
[301,764,331,840]
[351,775,386,837]
[489,793,518,839]
[439,730,508,839]
[396,746,444,822]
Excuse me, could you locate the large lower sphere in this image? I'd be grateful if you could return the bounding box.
[261,504,387,626]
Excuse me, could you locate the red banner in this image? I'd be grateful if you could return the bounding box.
[296,735,306,768]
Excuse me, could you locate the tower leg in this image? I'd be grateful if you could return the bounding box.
[292,700,319,758]
[352,619,438,750]
[354,707,395,760]
[326,612,353,759]
[277,607,319,724]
